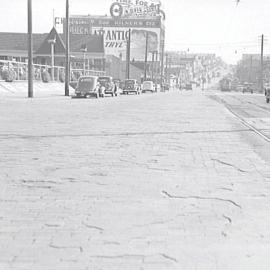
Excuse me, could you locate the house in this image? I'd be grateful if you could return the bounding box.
[0,27,105,71]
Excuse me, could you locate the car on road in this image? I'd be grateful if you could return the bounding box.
[242,82,254,94]
[219,77,232,91]
[264,83,270,103]
[98,76,117,97]
[73,76,100,98]
[184,83,193,90]
[142,81,155,93]
[163,83,170,91]
[123,79,141,95]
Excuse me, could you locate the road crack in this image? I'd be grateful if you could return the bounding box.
[162,191,242,209]
[212,158,248,173]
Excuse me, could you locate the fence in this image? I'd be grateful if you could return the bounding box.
[0,60,105,82]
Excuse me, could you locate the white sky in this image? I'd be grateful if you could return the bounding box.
[0,0,270,63]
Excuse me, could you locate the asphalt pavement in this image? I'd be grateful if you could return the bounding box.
[1,87,270,270]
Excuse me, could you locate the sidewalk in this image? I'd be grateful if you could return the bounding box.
[0,90,270,270]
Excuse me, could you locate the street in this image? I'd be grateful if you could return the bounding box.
[1,88,270,270]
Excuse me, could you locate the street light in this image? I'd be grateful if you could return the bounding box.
[48,37,56,81]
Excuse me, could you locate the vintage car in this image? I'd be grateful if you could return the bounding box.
[184,83,193,90]
[123,79,141,95]
[264,83,270,103]
[242,82,254,94]
[219,78,232,92]
[73,76,100,98]
[142,81,155,93]
[98,76,118,97]
[163,83,170,91]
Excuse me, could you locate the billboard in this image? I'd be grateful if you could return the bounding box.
[110,0,162,18]
[67,16,162,61]
[92,26,160,61]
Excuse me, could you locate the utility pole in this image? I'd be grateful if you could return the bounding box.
[65,0,70,96]
[249,55,253,83]
[144,32,149,81]
[260,34,264,92]
[151,51,155,80]
[165,53,168,83]
[160,40,165,91]
[154,51,158,85]
[27,0,33,98]
[125,28,131,80]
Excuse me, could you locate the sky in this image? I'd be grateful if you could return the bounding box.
[1,0,270,64]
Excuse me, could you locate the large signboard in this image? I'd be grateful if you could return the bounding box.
[92,27,160,61]
[67,16,161,61]
[110,0,161,18]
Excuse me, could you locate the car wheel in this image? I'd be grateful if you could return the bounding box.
[267,98,270,103]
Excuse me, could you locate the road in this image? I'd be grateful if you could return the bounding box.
[0,89,270,270]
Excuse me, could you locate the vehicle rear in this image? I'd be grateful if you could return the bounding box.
[142,81,155,93]
[75,76,99,98]
[98,76,115,96]
[123,79,140,95]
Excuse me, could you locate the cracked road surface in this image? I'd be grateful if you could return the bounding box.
[1,90,270,270]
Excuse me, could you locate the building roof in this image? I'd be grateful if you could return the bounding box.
[0,28,104,56]
[35,27,66,55]
[0,32,47,51]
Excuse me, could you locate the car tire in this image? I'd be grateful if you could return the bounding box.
[267,98,270,103]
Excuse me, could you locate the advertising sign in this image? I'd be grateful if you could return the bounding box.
[66,16,161,61]
[91,26,160,61]
[110,0,161,18]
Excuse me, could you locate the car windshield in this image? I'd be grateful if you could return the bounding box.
[98,77,111,86]
[78,77,95,90]
[143,81,153,88]
[125,80,135,87]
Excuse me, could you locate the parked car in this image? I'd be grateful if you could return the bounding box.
[73,76,100,98]
[264,83,270,103]
[142,81,155,93]
[98,76,117,97]
[184,83,193,90]
[219,78,232,91]
[123,79,141,95]
[242,82,254,94]
[163,83,170,91]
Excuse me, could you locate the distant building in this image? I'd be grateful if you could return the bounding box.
[0,27,105,71]
[236,54,270,84]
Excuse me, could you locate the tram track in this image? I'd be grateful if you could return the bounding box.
[209,95,270,143]
[229,95,270,115]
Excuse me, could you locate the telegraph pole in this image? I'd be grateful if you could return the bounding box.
[151,51,155,80]
[249,55,253,83]
[160,40,165,91]
[27,0,33,98]
[260,34,264,92]
[165,53,168,83]
[125,28,131,79]
[144,32,149,81]
[65,0,70,96]
[154,51,158,85]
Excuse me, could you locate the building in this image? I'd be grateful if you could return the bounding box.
[236,54,270,85]
[0,27,105,71]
